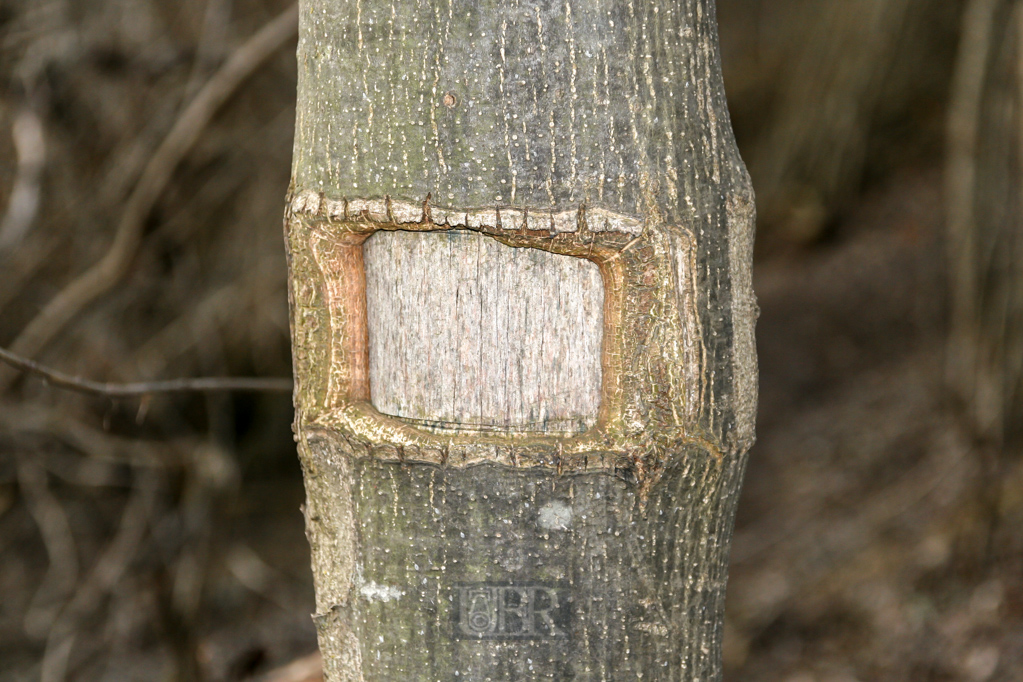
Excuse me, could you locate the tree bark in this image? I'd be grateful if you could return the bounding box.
[284,1,756,680]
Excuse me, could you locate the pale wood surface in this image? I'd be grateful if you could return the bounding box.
[364,230,603,433]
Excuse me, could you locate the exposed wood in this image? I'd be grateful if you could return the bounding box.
[285,0,757,680]
[288,194,705,475]
[365,229,603,433]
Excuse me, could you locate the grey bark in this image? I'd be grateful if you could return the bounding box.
[285,1,756,680]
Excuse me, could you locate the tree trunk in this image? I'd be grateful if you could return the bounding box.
[947,0,1023,562]
[749,0,917,243]
[948,0,1023,454]
[284,1,756,680]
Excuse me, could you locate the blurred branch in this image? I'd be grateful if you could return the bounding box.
[0,236,60,316]
[0,4,299,391]
[0,345,292,396]
[17,457,79,640]
[254,652,323,682]
[226,543,298,613]
[0,106,46,250]
[0,403,170,467]
[41,468,161,682]
[131,283,243,379]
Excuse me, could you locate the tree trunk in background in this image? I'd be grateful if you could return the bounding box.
[749,0,916,243]
[284,1,756,680]
[948,0,1023,454]
[947,0,1023,552]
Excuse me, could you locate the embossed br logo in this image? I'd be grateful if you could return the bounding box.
[453,584,570,640]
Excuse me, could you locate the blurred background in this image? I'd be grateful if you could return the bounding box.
[0,0,1020,680]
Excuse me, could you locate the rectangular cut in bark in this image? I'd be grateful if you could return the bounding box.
[364,230,603,433]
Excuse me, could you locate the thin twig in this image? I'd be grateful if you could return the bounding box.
[0,4,298,391]
[0,345,292,397]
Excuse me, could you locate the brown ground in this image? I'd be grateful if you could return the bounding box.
[728,169,1023,682]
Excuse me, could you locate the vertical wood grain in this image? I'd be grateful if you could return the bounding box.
[365,230,603,433]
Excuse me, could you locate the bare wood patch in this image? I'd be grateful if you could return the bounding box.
[364,230,603,433]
